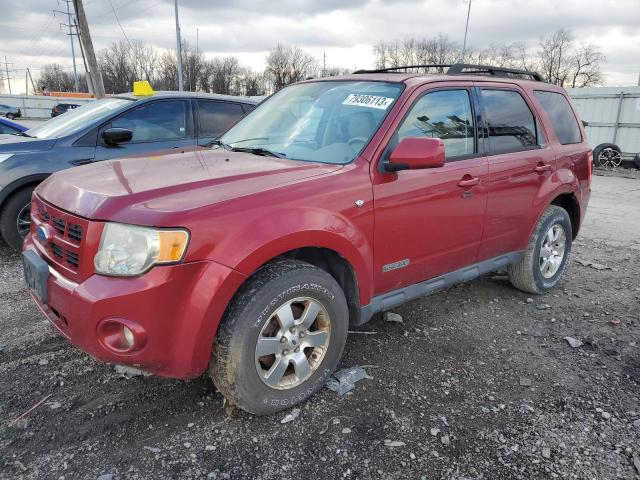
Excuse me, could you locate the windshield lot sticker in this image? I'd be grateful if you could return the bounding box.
[343,94,394,110]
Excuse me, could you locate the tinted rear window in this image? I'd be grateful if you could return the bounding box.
[197,101,245,138]
[481,89,537,155]
[534,91,581,145]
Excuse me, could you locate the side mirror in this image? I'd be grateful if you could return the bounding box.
[386,137,445,172]
[102,127,133,146]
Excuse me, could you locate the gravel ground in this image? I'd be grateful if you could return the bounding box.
[0,175,639,479]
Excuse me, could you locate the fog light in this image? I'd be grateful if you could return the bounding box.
[97,318,147,354]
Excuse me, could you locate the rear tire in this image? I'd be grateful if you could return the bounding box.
[593,143,622,169]
[1,186,35,251]
[508,205,572,294]
[209,259,349,415]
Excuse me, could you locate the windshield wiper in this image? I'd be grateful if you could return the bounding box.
[207,139,232,150]
[11,131,33,137]
[231,146,287,158]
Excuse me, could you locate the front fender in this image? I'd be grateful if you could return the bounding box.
[210,206,374,307]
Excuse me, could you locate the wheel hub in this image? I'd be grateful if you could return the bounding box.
[255,297,331,390]
[539,223,566,279]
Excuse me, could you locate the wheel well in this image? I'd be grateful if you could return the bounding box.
[283,247,360,323]
[0,181,41,212]
[551,193,580,239]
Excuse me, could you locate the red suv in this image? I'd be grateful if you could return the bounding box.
[22,64,591,415]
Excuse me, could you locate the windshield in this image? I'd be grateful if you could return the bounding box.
[27,98,134,139]
[219,81,403,164]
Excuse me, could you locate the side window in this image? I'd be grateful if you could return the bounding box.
[112,100,187,143]
[397,89,475,159]
[197,101,245,138]
[481,89,537,155]
[534,91,581,145]
[0,124,17,135]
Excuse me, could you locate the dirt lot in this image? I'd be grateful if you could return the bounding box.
[1,173,639,480]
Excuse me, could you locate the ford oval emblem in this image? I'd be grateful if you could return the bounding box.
[36,225,50,243]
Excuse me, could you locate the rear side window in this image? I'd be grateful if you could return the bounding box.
[481,89,537,155]
[197,101,245,138]
[397,89,475,159]
[112,100,187,142]
[534,91,581,144]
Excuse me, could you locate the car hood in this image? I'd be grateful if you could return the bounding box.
[0,135,56,152]
[37,149,343,222]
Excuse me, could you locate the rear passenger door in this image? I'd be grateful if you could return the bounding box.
[195,100,247,146]
[94,99,196,160]
[475,84,555,260]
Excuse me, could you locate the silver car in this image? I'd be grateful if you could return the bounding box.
[0,104,21,120]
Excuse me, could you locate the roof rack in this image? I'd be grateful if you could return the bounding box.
[353,63,545,82]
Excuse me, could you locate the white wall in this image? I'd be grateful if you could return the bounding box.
[0,94,94,119]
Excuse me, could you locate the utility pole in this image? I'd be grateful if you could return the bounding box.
[74,18,94,95]
[323,51,326,77]
[27,68,37,95]
[73,0,105,97]
[55,0,79,92]
[174,0,184,91]
[3,57,12,94]
[461,0,472,63]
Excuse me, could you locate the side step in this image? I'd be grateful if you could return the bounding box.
[353,252,524,326]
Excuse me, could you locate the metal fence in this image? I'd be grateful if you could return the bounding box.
[567,86,640,161]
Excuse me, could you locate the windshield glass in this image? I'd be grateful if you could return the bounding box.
[219,81,403,164]
[27,98,134,139]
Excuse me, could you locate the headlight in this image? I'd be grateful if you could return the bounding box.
[94,223,189,276]
[0,154,14,164]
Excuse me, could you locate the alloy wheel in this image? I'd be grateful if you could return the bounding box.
[539,223,566,278]
[597,148,622,169]
[16,203,31,238]
[255,297,331,390]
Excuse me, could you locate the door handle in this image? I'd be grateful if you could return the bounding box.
[534,163,552,173]
[458,176,480,188]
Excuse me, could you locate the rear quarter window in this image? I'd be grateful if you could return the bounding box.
[534,91,582,145]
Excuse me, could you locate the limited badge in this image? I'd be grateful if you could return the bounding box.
[342,94,394,110]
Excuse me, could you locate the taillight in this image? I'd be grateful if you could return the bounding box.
[587,151,593,184]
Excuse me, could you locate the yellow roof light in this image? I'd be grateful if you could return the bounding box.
[133,80,155,97]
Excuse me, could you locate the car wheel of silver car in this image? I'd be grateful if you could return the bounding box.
[508,205,572,294]
[1,186,34,251]
[209,259,349,415]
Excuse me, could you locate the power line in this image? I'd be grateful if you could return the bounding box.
[108,0,133,49]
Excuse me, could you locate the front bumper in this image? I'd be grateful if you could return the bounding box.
[24,236,245,378]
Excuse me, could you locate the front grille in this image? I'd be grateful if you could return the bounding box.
[52,217,66,235]
[68,224,83,242]
[31,197,93,279]
[66,251,79,269]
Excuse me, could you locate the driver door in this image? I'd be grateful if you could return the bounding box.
[94,99,196,160]
[371,85,489,295]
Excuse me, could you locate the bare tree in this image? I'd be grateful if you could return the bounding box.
[538,29,574,86]
[570,43,605,87]
[200,56,241,94]
[265,44,316,91]
[38,63,87,92]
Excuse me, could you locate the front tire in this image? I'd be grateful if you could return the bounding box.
[209,259,349,415]
[508,205,572,294]
[1,186,35,251]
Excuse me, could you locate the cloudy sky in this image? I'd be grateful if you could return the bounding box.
[2,0,639,93]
